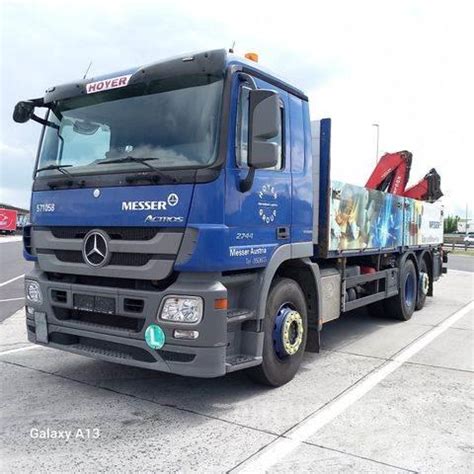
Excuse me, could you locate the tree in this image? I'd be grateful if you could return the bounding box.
[444,215,460,233]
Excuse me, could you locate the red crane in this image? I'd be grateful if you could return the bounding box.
[365,150,442,202]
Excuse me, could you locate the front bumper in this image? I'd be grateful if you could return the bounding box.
[25,268,229,378]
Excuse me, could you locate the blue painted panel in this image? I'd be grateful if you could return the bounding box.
[30,185,194,227]
[187,172,225,224]
[289,95,312,243]
[222,73,292,270]
[175,224,279,272]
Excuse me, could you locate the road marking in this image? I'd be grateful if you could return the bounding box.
[449,269,474,275]
[0,236,22,243]
[235,301,474,473]
[0,297,24,302]
[0,345,38,356]
[0,274,24,287]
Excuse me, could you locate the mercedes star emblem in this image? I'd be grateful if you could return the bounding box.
[167,193,179,207]
[82,230,110,267]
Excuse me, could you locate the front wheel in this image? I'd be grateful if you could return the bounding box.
[384,259,417,321]
[247,278,307,387]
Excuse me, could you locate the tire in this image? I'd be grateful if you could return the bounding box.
[384,259,417,321]
[415,258,430,311]
[247,278,307,387]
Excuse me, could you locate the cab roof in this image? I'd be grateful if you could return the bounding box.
[43,48,307,103]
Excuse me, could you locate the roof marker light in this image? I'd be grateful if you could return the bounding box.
[245,52,259,62]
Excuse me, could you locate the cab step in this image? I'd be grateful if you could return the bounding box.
[227,309,256,324]
[225,354,262,372]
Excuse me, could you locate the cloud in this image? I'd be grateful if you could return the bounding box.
[0,142,34,159]
[0,187,31,209]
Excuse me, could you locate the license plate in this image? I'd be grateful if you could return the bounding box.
[73,294,115,314]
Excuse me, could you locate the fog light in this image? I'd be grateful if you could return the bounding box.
[174,329,199,340]
[26,306,35,315]
[25,280,42,304]
[160,296,203,324]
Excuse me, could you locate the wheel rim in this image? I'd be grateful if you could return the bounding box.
[273,305,304,360]
[404,272,416,308]
[419,271,429,296]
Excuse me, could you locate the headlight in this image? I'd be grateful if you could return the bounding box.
[160,296,203,324]
[25,280,42,304]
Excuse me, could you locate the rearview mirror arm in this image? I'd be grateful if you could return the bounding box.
[239,167,256,193]
[31,113,59,130]
[16,97,59,129]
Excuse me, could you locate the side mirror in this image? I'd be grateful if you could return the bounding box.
[239,89,280,192]
[13,101,35,123]
[248,89,280,169]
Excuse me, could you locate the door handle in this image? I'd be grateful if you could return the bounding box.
[277,226,290,240]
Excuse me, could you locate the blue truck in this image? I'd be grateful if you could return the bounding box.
[13,49,446,386]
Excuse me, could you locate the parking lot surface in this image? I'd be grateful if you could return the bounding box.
[0,238,31,322]
[0,241,472,472]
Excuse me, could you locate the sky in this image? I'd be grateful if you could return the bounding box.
[0,0,472,217]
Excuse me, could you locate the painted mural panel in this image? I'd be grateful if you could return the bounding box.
[404,198,443,246]
[329,181,404,252]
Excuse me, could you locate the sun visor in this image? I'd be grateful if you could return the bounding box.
[43,49,227,104]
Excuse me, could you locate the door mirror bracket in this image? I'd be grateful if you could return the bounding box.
[13,99,59,129]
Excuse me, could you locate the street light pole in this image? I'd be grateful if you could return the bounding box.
[466,203,469,236]
[372,123,380,163]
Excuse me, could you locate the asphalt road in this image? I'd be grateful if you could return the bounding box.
[0,238,32,322]
[448,253,474,273]
[0,241,473,472]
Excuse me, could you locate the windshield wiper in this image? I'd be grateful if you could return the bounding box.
[97,156,159,169]
[98,156,173,183]
[36,164,73,177]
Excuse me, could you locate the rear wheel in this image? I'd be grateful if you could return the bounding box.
[247,278,307,387]
[415,258,430,311]
[384,259,417,321]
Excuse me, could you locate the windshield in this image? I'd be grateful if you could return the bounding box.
[36,75,223,177]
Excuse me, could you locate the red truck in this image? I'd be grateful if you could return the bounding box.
[0,209,17,235]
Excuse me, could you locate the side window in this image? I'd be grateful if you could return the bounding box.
[235,84,284,170]
[236,86,250,167]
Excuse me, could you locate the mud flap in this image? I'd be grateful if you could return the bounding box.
[306,327,320,353]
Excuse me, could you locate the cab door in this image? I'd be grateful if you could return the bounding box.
[224,73,291,270]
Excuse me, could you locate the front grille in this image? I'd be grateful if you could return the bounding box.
[51,289,67,303]
[124,298,145,313]
[53,307,145,332]
[49,227,178,240]
[53,250,153,267]
[109,253,153,266]
[46,272,178,291]
[23,225,33,254]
